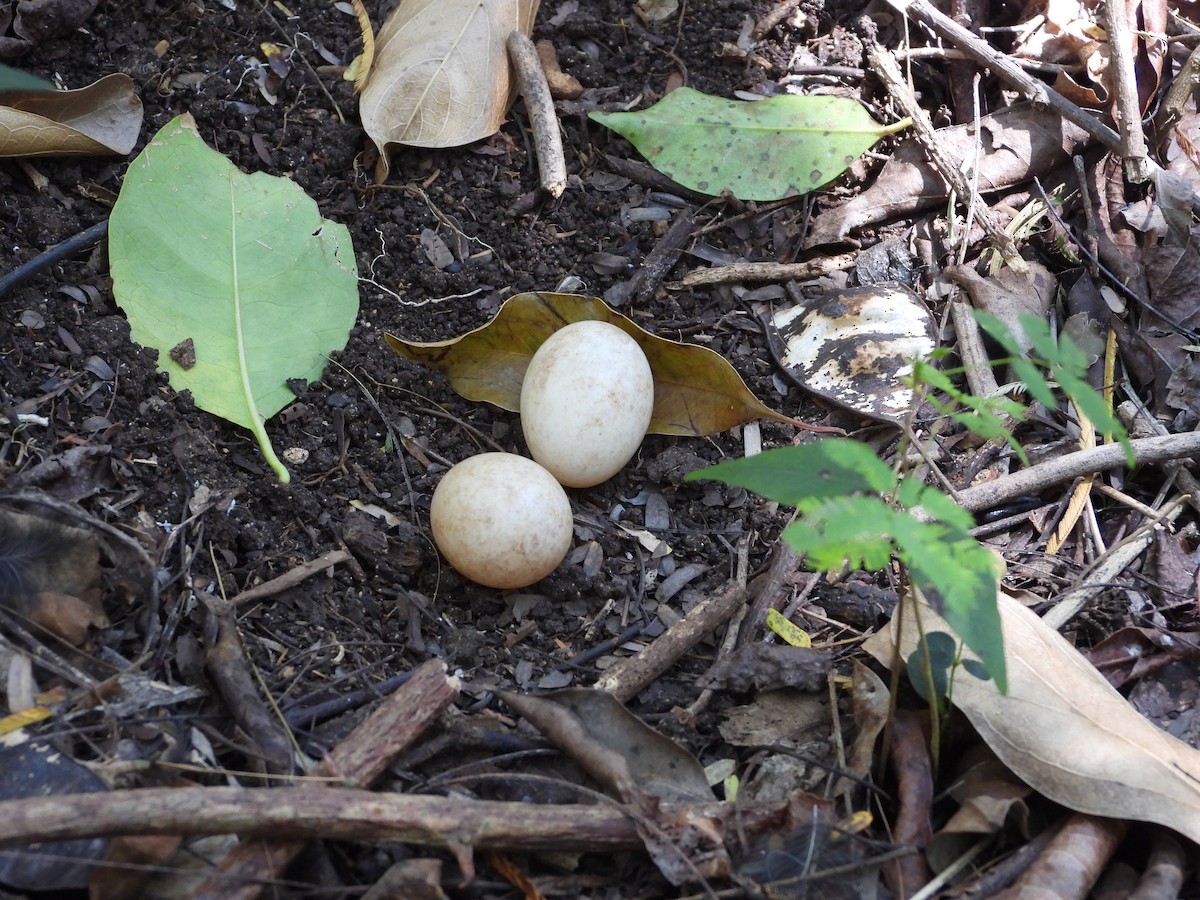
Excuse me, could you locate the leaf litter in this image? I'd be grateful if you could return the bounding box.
[8,0,1200,893]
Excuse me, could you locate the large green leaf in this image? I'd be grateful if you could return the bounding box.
[109,114,359,483]
[687,439,898,503]
[591,88,910,201]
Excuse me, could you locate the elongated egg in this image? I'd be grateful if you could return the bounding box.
[520,321,654,487]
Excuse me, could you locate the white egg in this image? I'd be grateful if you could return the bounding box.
[430,452,573,589]
[520,321,654,487]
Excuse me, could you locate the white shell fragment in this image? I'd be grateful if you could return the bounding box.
[521,320,655,487]
[767,282,936,422]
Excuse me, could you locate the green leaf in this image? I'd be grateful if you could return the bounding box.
[109,115,359,483]
[910,360,1028,461]
[896,477,975,531]
[782,495,899,571]
[0,63,56,92]
[1015,313,1134,464]
[906,630,958,703]
[894,522,1006,692]
[687,439,898,504]
[590,88,910,201]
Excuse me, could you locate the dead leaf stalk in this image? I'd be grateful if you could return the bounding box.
[202,594,296,776]
[231,549,352,608]
[507,31,567,198]
[863,38,1027,274]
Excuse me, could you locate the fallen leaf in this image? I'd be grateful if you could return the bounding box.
[386,292,799,436]
[767,282,936,422]
[591,88,910,201]
[500,688,713,802]
[806,104,1092,245]
[0,72,142,157]
[926,749,1033,872]
[863,591,1200,844]
[943,263,1057,357]
[359,0,539,161]
[0,740,109,891]
[108,114,359,483]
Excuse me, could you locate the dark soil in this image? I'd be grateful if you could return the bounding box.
[3,0,1190,897]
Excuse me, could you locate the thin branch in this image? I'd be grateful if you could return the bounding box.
[1102,0,1152,182]
[864,36,1028,273]
[954,432,1200,512]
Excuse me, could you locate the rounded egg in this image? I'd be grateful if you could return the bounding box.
[430,452,574,589]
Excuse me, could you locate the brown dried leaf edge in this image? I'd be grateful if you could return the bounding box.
[385,291,798,436]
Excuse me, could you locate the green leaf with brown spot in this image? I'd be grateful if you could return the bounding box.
[386,292,799,436]
[590,88,910,201]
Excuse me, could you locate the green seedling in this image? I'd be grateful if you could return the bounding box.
[690,311,1133,702]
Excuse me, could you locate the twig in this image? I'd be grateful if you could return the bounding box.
[885,0,1123,152]
[232,549,351,608]
[508,31,567,198]
[953,432,1200,512]
[1101,0,1151,183]
[0,220,109,298]
[592,582,747,702]
[754,0,802,38]
[949,300,1000,398]
[203,594,295,776]
[675,255,856,287]
[607,207,698,306]
[863,36,1028,273]
[604,154,717,204]
[0,786,799,852]
[1041,494,1187,630]
[188,659,459,900]
[1154,41,1200,135]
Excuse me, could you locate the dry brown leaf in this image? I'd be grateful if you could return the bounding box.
[863,592,1200,844]
[0,72,141,157]
[359,0,538,162]
[500,688,712,802]
[385,292,800,436]
[806,105,1092,245]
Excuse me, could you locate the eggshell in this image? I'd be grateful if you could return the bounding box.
[520,321,654,487]
[430,452,573,589]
